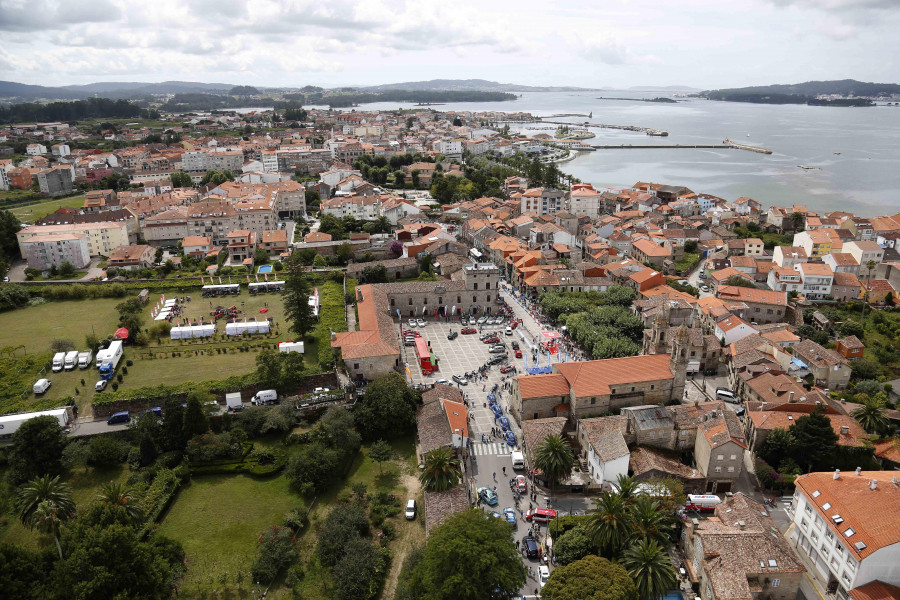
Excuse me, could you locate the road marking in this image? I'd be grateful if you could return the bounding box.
[473,442,511,455]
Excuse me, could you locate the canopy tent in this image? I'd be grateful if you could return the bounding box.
[114,327,129,340]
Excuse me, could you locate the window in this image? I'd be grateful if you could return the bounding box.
[651,385,655,390]
[473,283,478,290]
[590,398,595,405]
[457,296,461,303]
[715,466,722,473]
[473,296,477,302]
[844,527,856,538]
[730,454,737,460]
[486,282,490,289]
[717,454,724,461]
[727,466,735,473]
[487,295,491,301]
[353,363,359,369]
[408,298,412,305]
[680,430,687,437]
[631,386,635,392]
[822,502,832,510]
[805,505,813,515]
[390,299,395,306]
[772,579,781,588]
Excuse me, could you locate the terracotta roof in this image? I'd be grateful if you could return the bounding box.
[521,417,567,469]
[699,410,747,449]
[554,354,674,398]
[872,439,900,464]
[424,483,469,537]
[630,446,703,480]
[838,335,865,350]
[633,238,671,257]
[849,581,900,600]
[748,411,867,447]
[331,285,399,360]
[717,285,787,306]
[794,471,900,560]
[515,373,570,398]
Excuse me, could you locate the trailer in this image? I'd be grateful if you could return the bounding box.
[201,284,241,298]
[77,350,93,369]
[99,340,124,381]
[0,407,74,441]
[225,392,244,412]
[169,324,216,339]
[63,350,79,371]
[248,281,285,294]
[685,494,722,512]
[225,320,271,336]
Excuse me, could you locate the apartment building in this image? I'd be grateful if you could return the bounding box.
[21,232,90,271]
[37,165,74,196]
[17,221,129,257]
[717,286,788,324]
[794,263,835,300]
[843,241,884,269]
[794,230,834,259]
[142,207,188,246]
[520,187,565,216]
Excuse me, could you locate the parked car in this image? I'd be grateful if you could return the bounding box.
[404,337,417,346]
[522,535,540,559]
[477,316,487,325]
[505,327,513,336]
[700,285,710,292]
[510,321,518,329]
[505,430,517,446]
[503,507,517,526]
[461,327,477,334]
[483,337,500,344]
[452,374,468,386]
[435,379,451,386]
[698,272,707,279]
[447,330,458,340]
[405,499,416,520]
[488,355,507,365]
[94,379,107,392]
[477,487,498,506]
[511,341,520,350]
[500,365,515,374]
[408,318,416,327]
[107,411,131,425]
[525,508,558,523]
[489,346,506,354]
[515,350,523,358]
[416,318,426,327]
[539,566,550,588]
[513,475,527,493]
[499,416,511,431]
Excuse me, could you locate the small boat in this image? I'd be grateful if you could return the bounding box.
[797,165,819,170]
[747,133,751,137]
[834,152,841,155]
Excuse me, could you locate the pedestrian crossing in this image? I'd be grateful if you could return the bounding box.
[472,442,511,456]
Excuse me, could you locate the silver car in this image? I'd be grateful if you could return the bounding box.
[417,318,426,327]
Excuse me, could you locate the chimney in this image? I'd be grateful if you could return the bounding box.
[737,520,746,530]
[856,467,862,476]
[892,476,899,485]
[871,480,878,490]
[833,469,840,480]
[789,391,795,403]
[840,425,850,435]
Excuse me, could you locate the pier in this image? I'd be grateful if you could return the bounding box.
[589,142,774,154]
[722,139,774,154]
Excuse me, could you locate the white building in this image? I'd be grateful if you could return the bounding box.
[577,418,630,487]
[843,241,885,269]
[22,232,91,271]
[791,470,900,600]
[794,262,834,301]
[26,143,48,156]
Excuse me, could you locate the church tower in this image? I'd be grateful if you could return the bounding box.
[648,303,669,355]
[670,324,689,401]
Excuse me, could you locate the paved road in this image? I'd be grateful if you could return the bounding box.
[687,257,712,298]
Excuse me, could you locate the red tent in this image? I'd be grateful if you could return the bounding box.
[114,327,129,340]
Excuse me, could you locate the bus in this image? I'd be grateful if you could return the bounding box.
[201,284,241,297]
[414,337,436,375]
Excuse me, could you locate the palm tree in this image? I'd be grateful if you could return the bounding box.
[97,482,144,523]
[533,434,575,491]
[612,473,640,505]
[851,401,889,435]
[419,447,461,492]
[866,259,876,283]
[587,492,630,557]
[621,539,678,600]
[628,496,674,547]
[17,475,76,559]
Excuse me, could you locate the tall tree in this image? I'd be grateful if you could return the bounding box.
[851,401,889,435]
[758,427,794,469]
[17,475,77,559]
[182,394,209,441]
[534,434,575,491]
[588,492,631,558]
[419,447,461,492]
[790,405,839,472]
[283,253,316,337]
[408,508,525,600]
[96,483,144,524]
[368,440,394,474]
[627,497,674,550]
[541,555,638,600]
[7,415,68,484]
[0,209,23,259]
[621,539,677,600]
[353,373,419,441]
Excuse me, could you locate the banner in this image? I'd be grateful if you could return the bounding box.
[200,277,204,284]
[228,276,232,284]
[218,276,222,284]
[246,275,250,282]
[255,273,259,282]
[265,273,268,281]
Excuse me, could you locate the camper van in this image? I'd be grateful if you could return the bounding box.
[33,379,52,395]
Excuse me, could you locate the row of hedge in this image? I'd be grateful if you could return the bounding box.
[313,280,348,368]
[92,373,262,409]
[189,448,288,477]
[140,467,185,526]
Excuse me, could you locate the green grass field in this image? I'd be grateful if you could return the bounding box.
[157,473,301,599]
[10,195,87,223]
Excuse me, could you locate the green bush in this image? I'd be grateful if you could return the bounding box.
[86,435,131,468]
[140,468,183,525]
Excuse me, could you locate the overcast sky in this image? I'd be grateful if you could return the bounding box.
[1,0,898,89]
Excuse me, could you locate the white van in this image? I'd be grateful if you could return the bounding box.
[716,388,737,403]
[33,379,52,395]
[405,499,416,520]
[511,450,525,470]
[251,389,278,405]
[51,352,66,372]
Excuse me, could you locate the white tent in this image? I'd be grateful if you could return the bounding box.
[170,324,216,339]
[225,321,271,336]
[278,341,305,354]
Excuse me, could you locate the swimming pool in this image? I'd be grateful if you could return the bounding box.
[257,265,273,273]
[664,591,685,600]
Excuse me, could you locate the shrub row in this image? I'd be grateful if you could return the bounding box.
[313,280,348,367]
[92,373,261,409]
[140,467,184,525]
[189,448,287,477]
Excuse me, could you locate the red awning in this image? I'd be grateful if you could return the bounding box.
[114,327,129,340]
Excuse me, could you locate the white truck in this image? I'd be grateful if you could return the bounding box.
[51,352,66,372]
[77,350,93,369]
[251,389,278,405]
[511,450,525,470]
[0,407,73,439]
[225,392,244,412]
[98,340,123,381]
[63,350,79,371]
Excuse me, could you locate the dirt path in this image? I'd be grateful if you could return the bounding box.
[381,473,424,599]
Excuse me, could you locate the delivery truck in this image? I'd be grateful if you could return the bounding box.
[0,407,73,440]
[98,340,123,381]
[63,350,79,371]
[52,352,66,372]
[77,350,93,369]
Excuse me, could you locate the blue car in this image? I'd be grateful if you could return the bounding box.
[503,507,517,526]
[477,487,499,506]
[499,416,511,431]
[505,431,517,446]
[492,406,503,418]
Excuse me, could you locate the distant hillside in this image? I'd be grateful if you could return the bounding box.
[359,79,600,92]
[0,80,88,101]
[628,85,701,92]
[704,79,900,102]
[62,81,235,95]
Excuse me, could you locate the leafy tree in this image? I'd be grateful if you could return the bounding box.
[790,405,838,472]
[317,502,370,567]
[411,169,421,188]
[169,171,193,187]
[394,170,406,187]
[17,475,77,559]
[335,242,354,265]
[58,261,76,277]
[7,416,67,484]
[534,434,574,491]
[96,482,143,523]
[368,439,394,474]
[851,401,890,435]
[251,526,298,584]
[408,508,525,599]
[621,539,677,600]
[419,447,462,492]
[851,359,882,381]
[839,319,864,339]
[284,252,316,337]
[723,275,756,288]
[305,188,320,210]
[789,212,805,230]
[160,396,187,451]
[253,248,270,264]
[256,347,282,388]
[0,209,23,259]
[389,240,403,258]
[758,427,794,470]
[0,543,53,599]
[86,436,129,468]
[353,373,419,440]
[554,522,597,565]
[334,539,390,600]
[182,394,209,440]
[541,555,638,600]
[359,264,389,284]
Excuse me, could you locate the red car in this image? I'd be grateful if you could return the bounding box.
[461,327,477,334]
[515,350,523,358]
[483,336,500,344]
[500,365,515,373]
[510,321,518,329]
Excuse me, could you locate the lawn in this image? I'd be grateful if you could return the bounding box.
[157,473,302,599]
[10,195,87,223]
[0,297,122,354]
[0,464,131,551]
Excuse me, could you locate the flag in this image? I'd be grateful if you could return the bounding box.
[255,273,259,282]
[200,276,204,284]
[218,276,222,284]
[228,276,232,284]
[246,275,250,282]
[265,273,268,281]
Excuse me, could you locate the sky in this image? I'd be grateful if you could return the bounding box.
[1,0,899,89]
